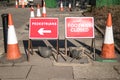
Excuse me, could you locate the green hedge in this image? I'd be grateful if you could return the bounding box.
[96,0,120,7]
[45,0,57,8]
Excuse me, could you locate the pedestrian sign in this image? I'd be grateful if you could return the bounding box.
[29,18,58,39]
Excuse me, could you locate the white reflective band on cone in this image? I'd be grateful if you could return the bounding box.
[104,26,114,44]
[8,25,18,44]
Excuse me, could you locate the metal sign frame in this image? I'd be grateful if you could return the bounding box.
[64,17,96,61]
[27,18,59,61]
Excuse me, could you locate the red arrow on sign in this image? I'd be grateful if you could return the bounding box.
[38,28,51,35]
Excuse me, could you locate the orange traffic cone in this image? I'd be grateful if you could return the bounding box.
[101,13,116,59]
[21,0,25,8]
[6,14,21,60]
[15,0,18,8]
[36,4,41,17]
[60,1,64,11]
[42,1,46,17]
[30,6,35,18]
[68,3,72,11]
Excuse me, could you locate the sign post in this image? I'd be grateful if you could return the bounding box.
[29,18,58,39]
[28,18,58,61]
[65,17,95,60]
[65,17,94,38]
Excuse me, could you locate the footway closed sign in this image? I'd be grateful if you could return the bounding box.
[29,18,58,39]
[65,17,94,38]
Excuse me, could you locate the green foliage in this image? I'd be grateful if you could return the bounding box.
[96,0,120,7]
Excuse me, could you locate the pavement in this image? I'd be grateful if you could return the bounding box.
[0,7,120,80]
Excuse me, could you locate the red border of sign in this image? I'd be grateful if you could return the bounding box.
[29,18,59,39]
[65,17,94,38]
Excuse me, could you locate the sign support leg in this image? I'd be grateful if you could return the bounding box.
[57,39,59,61]
[93,38,96,60]
[27,39,33,61]
[56,39,67,61]
[90,38,96,60]
[30,40,33,55]
[27,39,31,61]
[65,38,67,56]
